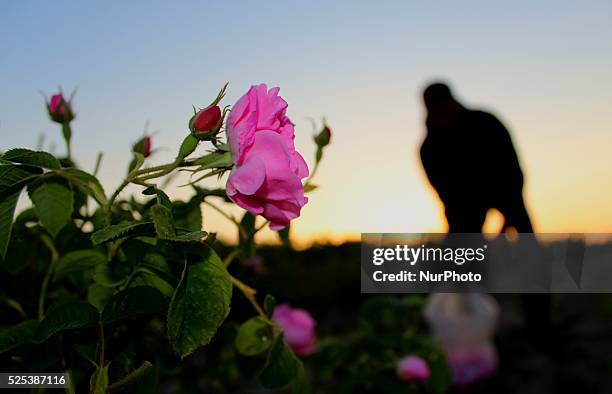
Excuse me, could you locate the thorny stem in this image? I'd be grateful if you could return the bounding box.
[38,233,59,320]
[107,361,153,392]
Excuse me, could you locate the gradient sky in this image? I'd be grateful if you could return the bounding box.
[2,1,611,246]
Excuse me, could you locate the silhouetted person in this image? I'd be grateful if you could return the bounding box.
[419,82,533,233]
[420,83,550,347]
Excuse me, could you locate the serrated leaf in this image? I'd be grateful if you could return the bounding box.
[28,177,74,238]
[150,204,176,239]
[0,163,41,199]
[173,230,208,242]
[2,148,61,169]
[259,335,300,389]
[235,317,274,356]
[34,300,100,343]
[61,168,107,206]
[91,222,156,245]
[167,248,232,358]
[172,199,202,232]
[143,186,171,209]
[53,250,107,281]
[0,190,21,259]
[101,286,168,324]
[0,319,39,354]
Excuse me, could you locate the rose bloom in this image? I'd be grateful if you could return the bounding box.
[397,355,431,383]
[271,304,316,356]
[225,84,309,230]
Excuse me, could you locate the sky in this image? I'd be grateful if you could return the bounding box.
[1,1,611,246]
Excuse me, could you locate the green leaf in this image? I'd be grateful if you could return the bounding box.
[193,151,233,170]
[143,186,171,209]
[101,286,169,324]
[28,177,74,238]
[89,365,109,394]
[167,248,232,358]
[235,317,274,356]
[264,294,276,317]
[0,163,41,199]
[291,360,309,394]
[87,283,115,312]
[0,190,21,259]
[61,168,107,206]
[259,335,300,389]
[172,199,202,232]
[0,320,39,354]
[129,269,174,297]
[2,148,60,169]
[93,262,129,287]
[53,250,107,281]
[34,300,100,343]
[91,222,156,245]
[173,230,208,242]
[150,204,176,239]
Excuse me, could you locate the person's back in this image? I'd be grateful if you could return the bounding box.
[419,83,532,233]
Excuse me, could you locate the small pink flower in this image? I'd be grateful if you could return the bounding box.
[193,105,222,134]
[271,304,316,356]
[225,84,309,230]
[47,93,74,123]
[397,355,431,383]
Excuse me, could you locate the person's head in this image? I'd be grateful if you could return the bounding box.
[423,82,461,127]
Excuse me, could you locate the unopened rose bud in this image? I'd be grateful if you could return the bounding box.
[314,124,331,148]
[132,136,152,157]
[47,93,75,124]
[192,105,222,135]
[397,355,431,383]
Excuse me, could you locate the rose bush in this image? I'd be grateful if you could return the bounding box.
[0,83,329,393]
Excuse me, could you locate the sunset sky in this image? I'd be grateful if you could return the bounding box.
[2,1,611,246]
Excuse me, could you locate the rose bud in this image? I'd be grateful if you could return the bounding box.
[397,355,431,383]
[192,105,222,135]
[272,304,316,356]
[132,135,152,157]
[47,93,75,124]
[226,84,309,230]
[314,124,332,148]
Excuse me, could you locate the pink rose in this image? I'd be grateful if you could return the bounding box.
[445,343,497,388]
[397,355,431,383]
[47,93,74,124]
[226,84,309,230]
[271,304,316,356]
